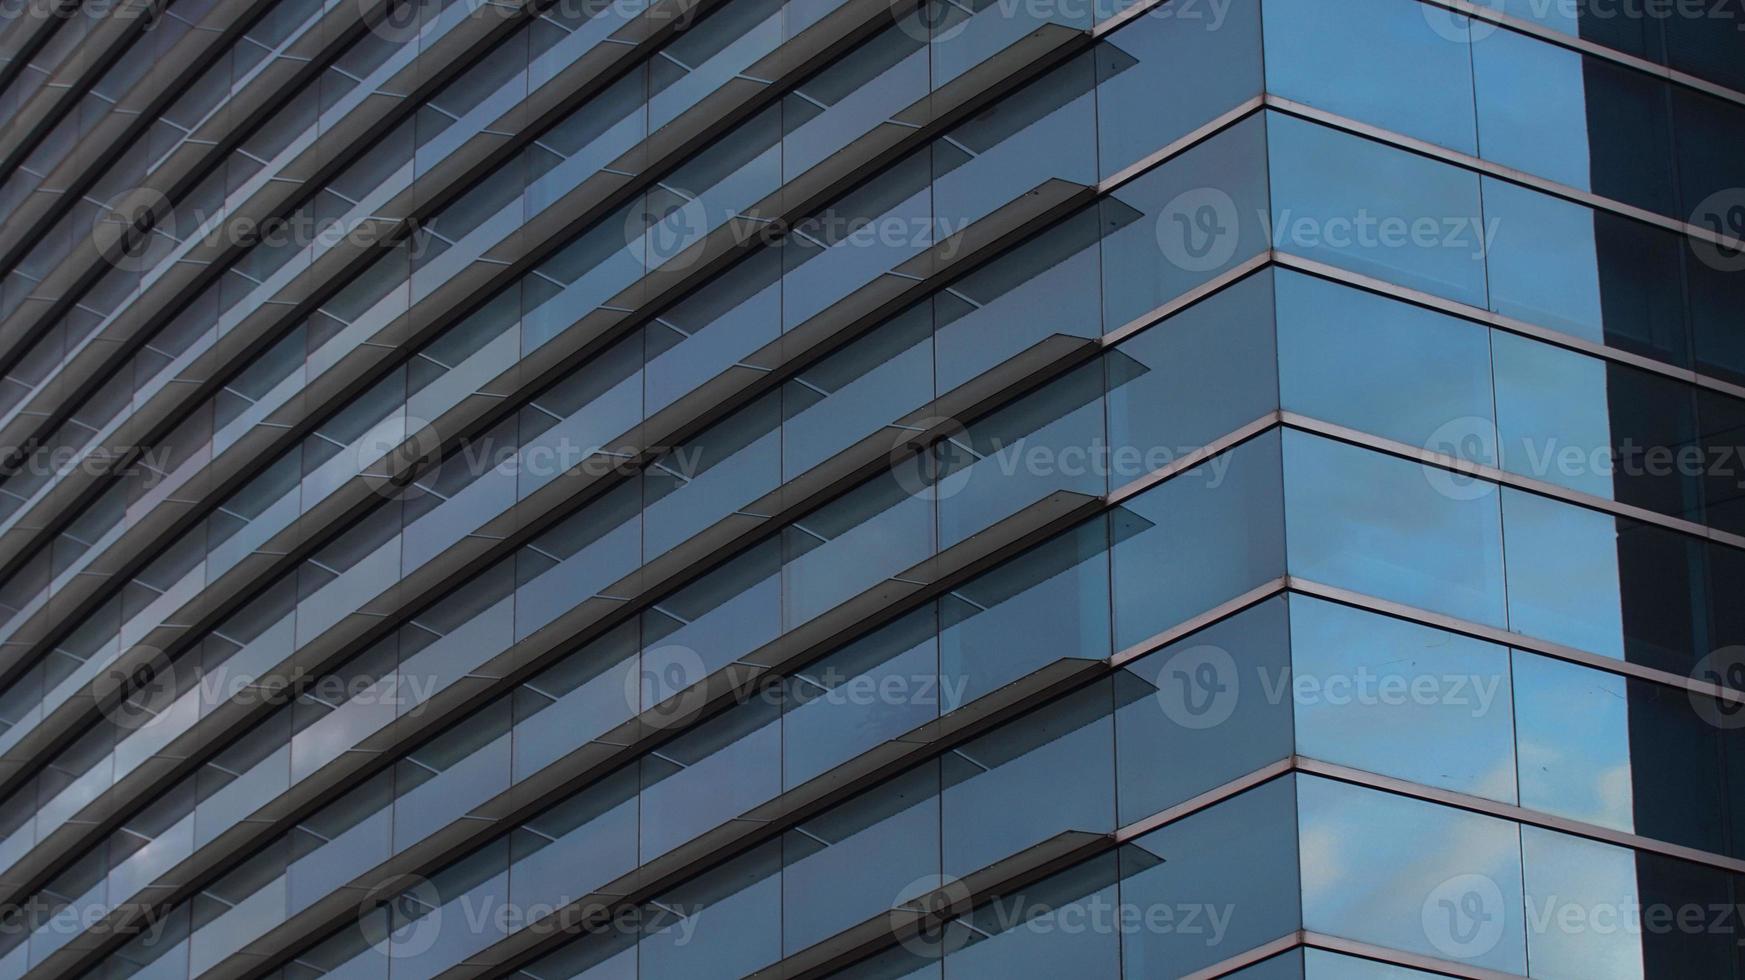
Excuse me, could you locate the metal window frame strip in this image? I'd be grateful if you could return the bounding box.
[0,174,1095,961]
[763,743,1745,978]
[0,0,163,184]
[0,9,1089,808]
[1416,0,1745,108]
[0,0,359,297]
[0,0,726,675]
[1261,93,1745,253]
[49,378,1745,980]
[0,0,82,106]
[37,350,1108,980]
[0,0,526,459]
[0,0,910,673]
[755,760,1531,980]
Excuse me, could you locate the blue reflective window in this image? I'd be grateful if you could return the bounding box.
[936,363,1106,546]
[1267,114,1489,308]
[1290,596,1516,801]
[1277,269,1495,468]
[941,519,1111,706]
[1296,776,1527,974]
[1102,115,1272,332]
[1521,826,1644,980]
[1114,597,1293,823]
[1283,431,1506,627]
[941,683,1114,877]
[943,853,1121,979]
[1264,0,1478,154]
[1111,431,1286,650]
[1094,0,1262,179]
[1501,488,1625,658]
[936,211,1101,394]
[1121,776,1301,978]
[932,52,1099,230]
[1511,651,1634,832]
[1108,268,1278,475]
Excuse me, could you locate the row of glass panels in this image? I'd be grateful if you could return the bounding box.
[9,99,1745,966]
[29,334,1745,974]
[7,0,1744,792]
[85,567,1743,979]
[8,0,1745,729]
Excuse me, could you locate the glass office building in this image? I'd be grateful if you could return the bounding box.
[0,0,1743,975]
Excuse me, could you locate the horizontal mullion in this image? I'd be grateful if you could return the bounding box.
[1416,0,1745,109]
[0,0,456,453]
[446,739,1116,980]
[0,0,81,104]
[755,762,1288,980]
[0,0,717,631]
[0,175,1091,938]
[0,0,332,292]
[0,9,1088,802]
[0,0,159,184]
[27,329,1102,980]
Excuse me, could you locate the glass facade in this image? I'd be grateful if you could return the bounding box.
[0,0,1742,977]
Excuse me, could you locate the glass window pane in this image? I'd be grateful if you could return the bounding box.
[1120,775,1301,978]
[1289,595,1516,802]
[1094,0,1263,179]
[1296,776,1527,974]
[1111,431,1287,650]
[1264,0,1478,154]
[1102,115,1272,332]
[1114,597,1294,823]
[1266,114,1489,308]
[1501,488,1625,658]
[1277,269,1494,468]
[1283,431,1506,627]
[1108,268,1278,476]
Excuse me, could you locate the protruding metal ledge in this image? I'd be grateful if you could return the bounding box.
[0,0,283,279]
[0,15,1092,809]
[0,177,1095,964]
